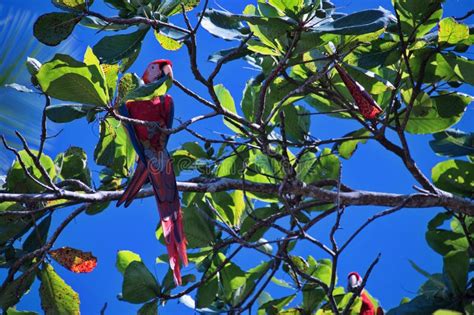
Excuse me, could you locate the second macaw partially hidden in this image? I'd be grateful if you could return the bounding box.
[348,272,384,315]
[334,63,383,120]
[116,59,188,285]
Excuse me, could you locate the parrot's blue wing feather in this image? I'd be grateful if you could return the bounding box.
[118,103,148,164]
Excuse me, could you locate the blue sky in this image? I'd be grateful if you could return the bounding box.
[1,0,473,314]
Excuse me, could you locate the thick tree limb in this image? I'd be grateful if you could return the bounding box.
[1,178,472,215]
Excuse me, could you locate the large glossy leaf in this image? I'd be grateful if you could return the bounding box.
[45,104,95,123]
[207,190,245,227]
[92,27,149,64]
[280,105,310,142]
[0,202,32,245]
[124,75,172,102]
[52,0,94,11]
[296,148,340,184]
[201,9,251,40]
[336,128,371,159]
[33,13,81,46]
[183,204,216,248]
[443,250,468,296]
[402,91,471,135]
[431,159,474,197]
[122,261,160,304]
[22,215,51,253]
[438,17,470,45]
[116,250,142,275]
[214,84,242,133]
[55,147,92,186]
[36,54,108,106]
[214,253,246,304]
[6,150,56,193]
[393,0,443,37]
[39,264,80,315]
[241,206,278,242]
[258,294,296,315]
[429,129,474,157]
[0,272,36,310]
[314,8,392,35]
[158,0,200,16]
[94,118,136,177]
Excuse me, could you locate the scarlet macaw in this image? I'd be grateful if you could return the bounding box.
[347,272,384,315]
[334,63,383,120]
[117,59,188,285]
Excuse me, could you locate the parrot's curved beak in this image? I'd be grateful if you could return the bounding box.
[162,64,173,80]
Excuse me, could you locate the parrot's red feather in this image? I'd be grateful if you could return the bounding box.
[360,291,378,315]
[119,94,187,285]
[117,160,148,207]
[334,63,382,120]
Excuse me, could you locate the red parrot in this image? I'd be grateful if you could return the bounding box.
[347,272,384,315]
[334,63,383,120]
[116,59,188,285]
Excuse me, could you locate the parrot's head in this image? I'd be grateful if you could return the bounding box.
[347,272,362,292]
[142,59,173,84]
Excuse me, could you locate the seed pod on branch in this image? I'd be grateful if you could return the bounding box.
[334,63,383,120]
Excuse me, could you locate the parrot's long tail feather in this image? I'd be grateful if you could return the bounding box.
[117,160,148,207]
[334,63,382,120]
[148,153,188,285]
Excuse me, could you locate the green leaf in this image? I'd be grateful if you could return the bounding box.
[280,105,310,142]
[267,0,305,17]
[23,215,51,253]
[201,9,250,41]
[258,294,296,315]
[214,253,247,304]
[39,264,80,315]
[154,31,183,51]
[36,54,109,106]
[241,206,278,242]
[55,147,92,186]
[315,9,391,35]
[401,91,471,135]
[443,250,468,296]
[116,250,142,275]
[196,261,218,308]
[214,84,241,133]
[394,0,443,37]
[158,0,200,16]
[208,190,245,227]
[433,311,464,315]
[122,261,160,304]
[94,118,136,177]
[46,104,95,123]
[5,308,38,315]
[124,76,172,102]
[52,0,94,11]
[0,272,36,310]
[33,13,80,46]
[431,159,473,197]
[438,17,469,45]
[116,73,141,105]
[137,300,158,315]
[183,204,215,248]
[0,203,33,245]
[6,150,56,193]
[337,128,371,159]
[430,129,474,157]
[93,27,149,64]
[80,16,129,31]
[296,148,340,184]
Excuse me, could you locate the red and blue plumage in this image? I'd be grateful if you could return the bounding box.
[117,60,188,285]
